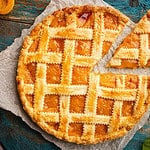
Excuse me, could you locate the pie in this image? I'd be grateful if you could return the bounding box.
[16,5,150,144]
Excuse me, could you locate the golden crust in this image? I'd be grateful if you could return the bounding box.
[16,5,150,145]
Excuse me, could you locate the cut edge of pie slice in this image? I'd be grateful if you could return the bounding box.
[107,10,150,68]
[15,5,150,145]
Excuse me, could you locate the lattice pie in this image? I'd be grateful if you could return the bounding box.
[16,5,150,144]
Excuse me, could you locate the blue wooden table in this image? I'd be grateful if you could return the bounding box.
[0,0,150,149]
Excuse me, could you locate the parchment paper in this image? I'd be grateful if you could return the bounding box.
[0,0,149,149]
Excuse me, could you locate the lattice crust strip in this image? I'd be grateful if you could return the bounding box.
[16,5,150,145]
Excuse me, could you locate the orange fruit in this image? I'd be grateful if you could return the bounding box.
[0,0,15,14]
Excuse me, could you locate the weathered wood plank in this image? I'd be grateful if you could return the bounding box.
[0,0,51,24]
[0,19,30,51]
[0,108,60,150]
[0,0,51,51]
[105,0,150,22]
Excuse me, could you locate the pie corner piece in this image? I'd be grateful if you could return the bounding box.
[107,9,150,69]
[16,5,150,145]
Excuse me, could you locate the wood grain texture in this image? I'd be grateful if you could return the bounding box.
[0,108,60,150]
[0,0,51,24]
[0,0,150,150]
[105,0,150,22]
[0,0,51,51]
[0,20,30,50]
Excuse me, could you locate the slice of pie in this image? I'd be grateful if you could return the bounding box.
[107,10,150,68]
[16,5,150,144]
